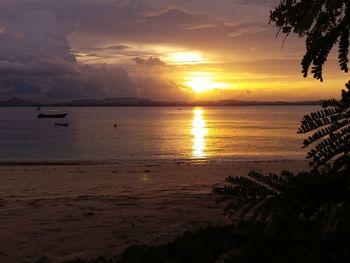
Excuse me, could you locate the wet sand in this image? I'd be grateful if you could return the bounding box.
[0,160,308,262]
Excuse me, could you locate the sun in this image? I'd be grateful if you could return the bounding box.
[185,72,228,93]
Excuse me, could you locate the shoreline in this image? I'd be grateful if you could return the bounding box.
[0,157,308,166]
[0,160,309,262]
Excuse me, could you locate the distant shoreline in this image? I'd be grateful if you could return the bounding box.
[0,103,322,107]
[0,97,324,107]
[0,158,307,166]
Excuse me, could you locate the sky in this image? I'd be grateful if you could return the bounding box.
[0,0,348,102]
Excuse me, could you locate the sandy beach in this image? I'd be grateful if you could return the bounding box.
[0,160,308,262]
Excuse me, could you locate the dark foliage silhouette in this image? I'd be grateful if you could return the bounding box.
[213,169,350,227]
[214,168,350,262]
[270,0,350,82]
[299,81,350,170]
[270,0,350,169]
[214,0,350,229]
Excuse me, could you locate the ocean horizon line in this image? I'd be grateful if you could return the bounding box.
[0,96,324,107]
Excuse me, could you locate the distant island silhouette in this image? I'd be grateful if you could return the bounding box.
[0,97,324,107]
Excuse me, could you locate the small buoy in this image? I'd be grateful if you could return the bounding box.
[114,124,117,128]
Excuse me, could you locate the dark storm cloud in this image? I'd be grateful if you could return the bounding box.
[134,78,189,101]
[0,0,279,45]
[0,0,144,40]
[0,59,78,76]
[0,10,76,64]
[144,8,194,26]
[0,0,283,58]
[133,57,166,67]
[77,45,130,52]
[237,0,277,7]
[0,9,139,100]
[0,0,197,101]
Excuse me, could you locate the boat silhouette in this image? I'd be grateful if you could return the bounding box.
[37,111,68,118]
[37,107,68,118]
[54,122,69,127]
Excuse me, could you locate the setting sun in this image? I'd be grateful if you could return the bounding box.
[185,72,228,93]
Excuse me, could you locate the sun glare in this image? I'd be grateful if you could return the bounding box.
[170,51,203,64]
[185,72,228,93]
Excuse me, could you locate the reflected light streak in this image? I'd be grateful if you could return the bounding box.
[192,108,208,158]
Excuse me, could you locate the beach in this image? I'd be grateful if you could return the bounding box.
[0,160,308,262]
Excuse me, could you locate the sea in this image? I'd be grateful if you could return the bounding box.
[0,106,319,162]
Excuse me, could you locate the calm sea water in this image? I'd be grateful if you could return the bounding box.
[0,106,318,162]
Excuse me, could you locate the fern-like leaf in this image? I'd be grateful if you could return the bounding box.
[339,26,350,73]
[299,80,350,171]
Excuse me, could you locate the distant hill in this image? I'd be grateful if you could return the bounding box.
[51,97,323,107]
[0,97,324,107]
[51,97,158,106]
[198,99,324,106]
[0,97,39,106]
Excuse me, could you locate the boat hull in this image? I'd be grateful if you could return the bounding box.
[54,122,69,127]
[37,113,68,118]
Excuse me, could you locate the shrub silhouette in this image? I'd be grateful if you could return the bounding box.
[214,168,350,262]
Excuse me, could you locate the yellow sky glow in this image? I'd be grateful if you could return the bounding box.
[168,51,204,64]
[74,40,349,101]
[184,71,231,93]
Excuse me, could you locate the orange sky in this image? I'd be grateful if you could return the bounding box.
[68,0,348,101]
[0,0,348,101]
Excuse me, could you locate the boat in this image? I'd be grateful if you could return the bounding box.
[37,112,69,118]
[37,108,68,118]
[54,122,69,127]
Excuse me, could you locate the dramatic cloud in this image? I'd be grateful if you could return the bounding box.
[0,0,345,101]
[0,0,277,60]
[0,6,189,101]
[133,57,166,67]
[144,8,195,26]
[134,77,190,101]
[237,0,277,7]
[0,0,294,62]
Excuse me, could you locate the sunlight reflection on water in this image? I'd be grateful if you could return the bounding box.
[192,108,208,158]
[0,106,316,161]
